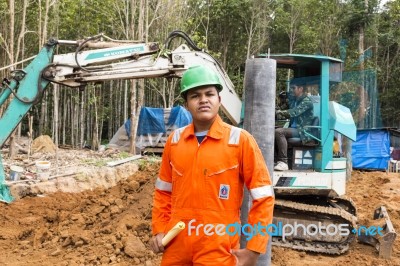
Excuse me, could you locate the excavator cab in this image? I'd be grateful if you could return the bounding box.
[263,54,396,257]
[270,54,356,196]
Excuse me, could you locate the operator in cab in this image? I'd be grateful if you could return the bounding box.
[274,82,314,171]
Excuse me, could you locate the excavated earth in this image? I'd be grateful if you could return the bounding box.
[0,145,399,266]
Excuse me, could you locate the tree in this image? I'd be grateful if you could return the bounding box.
[377,0,400,127]
[243,0,275,59]
[273,0,307,53]
[0,0,399,146]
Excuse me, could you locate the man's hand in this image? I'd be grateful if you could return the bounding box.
[275,110,284,120]
[231,248,260,266]
[150,233,165,253]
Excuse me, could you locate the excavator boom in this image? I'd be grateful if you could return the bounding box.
[0,31,242,202]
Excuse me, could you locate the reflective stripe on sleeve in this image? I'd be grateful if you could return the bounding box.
[229,126,241,145]
[250,185,274,199]
[155,177,172,192]
[171,126,187,144]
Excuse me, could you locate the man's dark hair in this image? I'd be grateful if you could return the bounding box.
[181,91,188,102]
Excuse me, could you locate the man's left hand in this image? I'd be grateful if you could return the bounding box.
[231,248,260,266]
[276,110,285,120]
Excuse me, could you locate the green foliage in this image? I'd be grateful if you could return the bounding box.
[56,0,116,38]
[81,158,107,167]
[118,151,131,159]
[1,0,400,137]
[137,156,160,171]
[374,0,400,126]
[344,0,379,35]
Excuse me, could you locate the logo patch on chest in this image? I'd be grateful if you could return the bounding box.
[219,184,230,200]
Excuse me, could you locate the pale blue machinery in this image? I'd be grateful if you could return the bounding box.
[313,56,356,173]
[270,54,357,176]
[0,40,57,202]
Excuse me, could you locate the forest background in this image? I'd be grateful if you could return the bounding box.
[0,0,399,154]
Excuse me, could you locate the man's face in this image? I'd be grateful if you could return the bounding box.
[291,85,303,98]
[184,85,221,123]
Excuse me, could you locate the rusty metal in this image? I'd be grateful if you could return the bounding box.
[357,206,397,259]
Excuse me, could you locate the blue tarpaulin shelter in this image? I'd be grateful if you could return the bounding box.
[167,106,192,128]
[108,106,192,151]
[352,129,391,170]
[136,107,166,136]
[124,106,192,137]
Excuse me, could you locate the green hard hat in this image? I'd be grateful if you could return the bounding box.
[180,65,223,96]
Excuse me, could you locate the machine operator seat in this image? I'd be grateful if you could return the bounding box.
[287,116,320,147]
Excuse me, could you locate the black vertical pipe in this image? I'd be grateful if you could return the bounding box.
[241,58,276,266]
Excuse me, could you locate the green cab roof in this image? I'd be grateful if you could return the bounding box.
[268,53,342,68]
[258,53,343,78]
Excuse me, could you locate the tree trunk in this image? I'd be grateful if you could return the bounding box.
[86,89,92,148]
[62,89,67,145]
[8,0,17,159]
[98,86,103,146]
[15,0,28,63]
[13,0,29,144]
[38,0,42,49]
[108,83,113,141]
[38,0,54,136]
[117,81,121,131]
[41,0,50,45]
[74,96,79,147]
[129,80,137,153]
[129,0,146,154]
[80,90,85,148]
[70,91,75,147]
[53,84,59,174]
[91,87,99,151]
[124,80,128,123]
[358,26,365,129]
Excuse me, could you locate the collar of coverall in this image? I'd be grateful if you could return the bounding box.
[183,114,225,141]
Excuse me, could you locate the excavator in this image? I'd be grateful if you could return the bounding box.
[244,53,396,258]
[0,31,395,258]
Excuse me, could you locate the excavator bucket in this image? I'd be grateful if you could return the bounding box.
[357,206,397,259]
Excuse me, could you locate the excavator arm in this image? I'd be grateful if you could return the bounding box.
[44,31,241,124]
[0,31,242,202]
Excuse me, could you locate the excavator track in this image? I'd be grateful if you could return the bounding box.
[272,197,357,255]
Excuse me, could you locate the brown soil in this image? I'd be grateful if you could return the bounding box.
[0,156,163,266]
[0,150,399,265]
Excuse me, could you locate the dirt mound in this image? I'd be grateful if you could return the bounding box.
[0,159,162,266]
[31,135,56,153]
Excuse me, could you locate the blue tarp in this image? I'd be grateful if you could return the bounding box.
[137,107,166,135]
[352,129,390,170]
[124,106,192,137]
[167,106,192,128]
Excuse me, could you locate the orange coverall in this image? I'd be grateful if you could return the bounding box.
[152,115,274,265]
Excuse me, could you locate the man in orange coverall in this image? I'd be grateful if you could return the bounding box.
[150,65,275,266]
